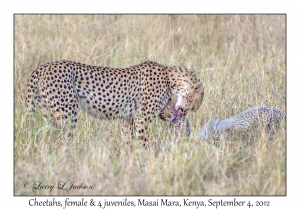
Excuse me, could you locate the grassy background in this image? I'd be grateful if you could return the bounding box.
[14,15,286,195]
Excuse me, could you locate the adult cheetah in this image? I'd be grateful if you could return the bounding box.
[25,60,205,147]
[199,106,285,143]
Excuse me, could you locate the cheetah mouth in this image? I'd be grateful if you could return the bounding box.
[177,108,185,117]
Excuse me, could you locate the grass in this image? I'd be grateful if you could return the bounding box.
[14,14,286,195]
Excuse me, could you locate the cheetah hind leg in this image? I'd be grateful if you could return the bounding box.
[31,94,53,126]
[50,111,77,141]
[30,94,77,141]
[47,95,78,141]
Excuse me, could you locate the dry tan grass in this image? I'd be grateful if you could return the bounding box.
[14,15,285,195]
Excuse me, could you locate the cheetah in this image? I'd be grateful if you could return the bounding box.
[199,106,285,144]
[25,60,205,147]
[159,101,191,138]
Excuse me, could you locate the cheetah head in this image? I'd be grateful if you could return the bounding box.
[174,81,205,114]
[199,118,220,140]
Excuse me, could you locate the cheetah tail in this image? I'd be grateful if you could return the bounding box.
[25,70,40,111]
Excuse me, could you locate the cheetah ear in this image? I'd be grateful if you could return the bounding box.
[195,82,205,91]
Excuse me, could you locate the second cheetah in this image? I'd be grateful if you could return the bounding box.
[199,106,285,143]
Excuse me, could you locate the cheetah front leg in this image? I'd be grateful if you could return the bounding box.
[121,118,134,145]
[134,116,149,149]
